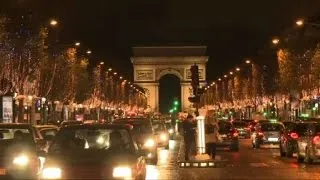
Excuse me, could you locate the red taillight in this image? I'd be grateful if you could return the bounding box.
[233,132,239,137]
[290,132,298,139]
[313,136,320,144]
[258,132,264,136]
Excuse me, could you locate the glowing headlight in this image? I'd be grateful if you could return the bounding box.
[13,155,29,166]
[113,167,132,178]
[144,139,155,148]
[168,129,174,134]
[160,133,168,141]
[96,136,104,144]
[42,167,62,179]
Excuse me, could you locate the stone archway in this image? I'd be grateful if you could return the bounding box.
[131,46,208,112]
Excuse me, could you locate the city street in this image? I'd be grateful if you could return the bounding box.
[150,138,320,180]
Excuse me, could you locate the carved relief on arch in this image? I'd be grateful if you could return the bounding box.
[155,68,184,81]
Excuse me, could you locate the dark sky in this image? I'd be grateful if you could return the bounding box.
[1,0,320,81]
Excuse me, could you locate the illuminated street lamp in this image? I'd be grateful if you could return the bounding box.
[120,76,123,79]
[75,42,80,46]
[245,59,251,64]
[108,68,112,71]
[86,50,92,54]
[50,19,58,26]
[229,71,233,75]
[224,75,228,78]
[236,67,240,71]
[113,72,117,75]
[272,38,280,45]
[296,19,304,26]
[218,78,222,81]
[100,61,104,65]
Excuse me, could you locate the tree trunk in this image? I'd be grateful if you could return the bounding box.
[31,101,36,125]
[18,99,24,123]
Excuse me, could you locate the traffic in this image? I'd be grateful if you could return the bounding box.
[1,115,320,179]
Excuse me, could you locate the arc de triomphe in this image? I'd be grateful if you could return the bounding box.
[131,46,208,112]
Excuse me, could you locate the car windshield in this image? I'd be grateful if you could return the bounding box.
[153,122,166,132]
[0,127,35,154]
[49,127,133,153]
[232,122,247,128]
[261,124,282,131]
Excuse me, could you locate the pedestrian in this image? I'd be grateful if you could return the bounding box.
[205,110,220,160]
[182,114,197,161]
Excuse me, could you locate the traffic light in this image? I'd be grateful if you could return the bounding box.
[174,100,179,106]
[190,64,199,89]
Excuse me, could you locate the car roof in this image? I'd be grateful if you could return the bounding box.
[60,123,133,130]
[0,123,32,129]
[35,125,59,129]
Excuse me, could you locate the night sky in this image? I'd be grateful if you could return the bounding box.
[1,0,320,81]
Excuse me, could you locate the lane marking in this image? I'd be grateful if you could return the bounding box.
[249,163,268,167]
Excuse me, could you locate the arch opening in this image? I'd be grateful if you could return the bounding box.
[159,74,181,114]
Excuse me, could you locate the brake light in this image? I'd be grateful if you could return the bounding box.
[233,131,239,137]
[258,132,264,136]
[313,136,320,144]
[290,132,298,139]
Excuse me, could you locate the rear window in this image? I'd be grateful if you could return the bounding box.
[315,124,320,133]
[261,123,283,131]
[293,124,309,135]
[218,121,233,133]
[232,122,247,128]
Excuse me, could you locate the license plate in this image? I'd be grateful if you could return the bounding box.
[268,138,278,142]
[0,168,6,175]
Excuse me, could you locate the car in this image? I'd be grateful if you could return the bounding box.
[40,124,147,179]
[232,121,251,138]
[152,120,169,149]
[112,118,158,165]
[280,121,309,157]
[165,122,175,140]
[217,120,239,151]
[296,122,320,164]
[251,122,284,148]
[0,124,43,179]
[34,125,59,152]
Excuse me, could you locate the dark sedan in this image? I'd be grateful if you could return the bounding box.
[0,124,42,179]
[280,122,309,157]
[217,121,239,151]
[40,124,146,179]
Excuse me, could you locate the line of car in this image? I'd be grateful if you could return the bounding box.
[0,118,172,179]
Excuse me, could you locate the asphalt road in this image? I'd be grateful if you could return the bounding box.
[149,138,320,180]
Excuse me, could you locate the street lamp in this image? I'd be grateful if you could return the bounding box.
[108,68,112,71]
[296,19,304,26]
[100,61,104,65]
[236,67,240,71]
[113,72,117,75]
[50,19,58,26]
[224,75,228,78]
[218,78,222,81]
[86,50,92,54]
[295,18,320,27]
[229,71,233,75]
[75,42,80,47]
[272,38,280,45]
[245,59,251,64]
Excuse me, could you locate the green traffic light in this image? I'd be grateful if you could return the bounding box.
[174,101,179,106]
[169,109,174,113]
[174,107,177,111]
